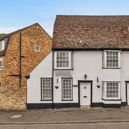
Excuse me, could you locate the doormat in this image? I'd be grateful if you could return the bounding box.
[10,115,23,119]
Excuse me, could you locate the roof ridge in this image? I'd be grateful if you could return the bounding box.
[56,15,129,16]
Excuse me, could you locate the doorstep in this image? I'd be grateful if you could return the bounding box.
[80,105,90,109]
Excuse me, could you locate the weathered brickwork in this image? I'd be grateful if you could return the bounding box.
[0,87,26,110]
[53,15,129,49]
[0,23,52,110]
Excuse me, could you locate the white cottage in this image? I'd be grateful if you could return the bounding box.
[27,15,129,109]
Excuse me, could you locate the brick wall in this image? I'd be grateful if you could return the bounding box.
[0,23,52,110]
[0,87,26,110]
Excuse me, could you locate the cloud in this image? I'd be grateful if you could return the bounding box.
[0,27,20,34]
[0,26,53,38]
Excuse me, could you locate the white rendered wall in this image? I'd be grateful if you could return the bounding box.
[54,51,122,104]
[121,51,129,103]
[27,52,52,103]
[53,76,78,103]
[27,50,129,105]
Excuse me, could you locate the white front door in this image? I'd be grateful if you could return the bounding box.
[80,82,91,106]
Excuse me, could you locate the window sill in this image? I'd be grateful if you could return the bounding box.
[40,99,52,101]
[102,67,121,69]
[61,99,73,101]
[102,98,121,101]
[54,69,74,70]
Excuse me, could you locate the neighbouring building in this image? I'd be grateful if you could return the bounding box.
[0,23,52,110]
[27,15,129,109]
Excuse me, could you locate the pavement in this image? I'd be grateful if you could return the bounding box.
[1,106,129,124]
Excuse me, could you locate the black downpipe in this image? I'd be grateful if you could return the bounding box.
[20,33,21,87]
[52,51,54,109]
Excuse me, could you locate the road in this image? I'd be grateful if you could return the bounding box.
[0,122,129,129]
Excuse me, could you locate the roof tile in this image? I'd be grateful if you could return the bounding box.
[53,15,129,49]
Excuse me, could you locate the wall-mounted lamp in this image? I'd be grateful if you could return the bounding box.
[97,85,100,88]
[57,77,58,83]
[97,77,99,83]
[55,86,59,89]
[84,74,87,80]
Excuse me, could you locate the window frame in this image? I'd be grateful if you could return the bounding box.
[61,77,73,101]
[102,81,120,100]
[103,50,121,69]
[0,40,4,51]
[0,58,3,70]
[41,78,52,101]
[54,51,72,69]
[0,81,1,87]
[34,45,40,52]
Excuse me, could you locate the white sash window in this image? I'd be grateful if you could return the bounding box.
[103,50,121,68]
[62,78,73,100]
[0,38,8,51]
[41,78,52,100]
[55,51,72,69]
[102,82,120,100]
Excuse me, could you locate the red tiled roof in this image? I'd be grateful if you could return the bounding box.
[53,15,129,49]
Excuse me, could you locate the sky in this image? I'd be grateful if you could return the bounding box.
[0,0,129,37]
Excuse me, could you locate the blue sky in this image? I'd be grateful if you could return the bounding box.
[0,0,129,37]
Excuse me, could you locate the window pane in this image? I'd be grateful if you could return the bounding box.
[42,79,52,100]
[106,51,119,68]
[62,79,72,100]
[106,82,119,98]
[56,52,70,68]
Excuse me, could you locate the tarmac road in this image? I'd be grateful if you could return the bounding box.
[0,122,129,129]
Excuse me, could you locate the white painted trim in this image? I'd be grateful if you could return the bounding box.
[103,50,121,68]
[0,40,5,51]
[104,51,106,68]
[103,81,120,100]
[118,51,121,68]
[118,82,120,99]
[62,78,73,101]
[54,51,72,69]
[104,82,106,99]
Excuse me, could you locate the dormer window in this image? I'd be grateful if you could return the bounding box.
[0,38,8,51]
[0,41,2,50]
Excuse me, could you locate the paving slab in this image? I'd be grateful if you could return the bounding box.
[37,108,129,123]
[0,110,45,123]
[0,108,129,124]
